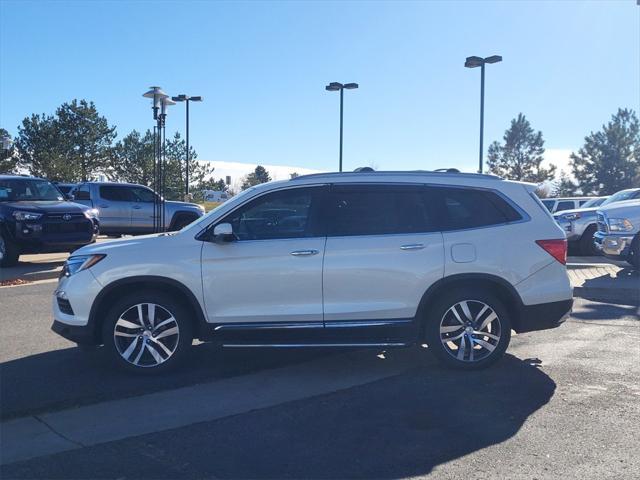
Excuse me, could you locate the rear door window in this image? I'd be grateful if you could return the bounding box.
[430,187,522,231]
[100,186,134,202]
[327,184,435,236]
[541,199,555,212]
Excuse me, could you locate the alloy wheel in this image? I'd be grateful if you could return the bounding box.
[439,300,502,363]
[0,236,5,260]
[113,303,180,368]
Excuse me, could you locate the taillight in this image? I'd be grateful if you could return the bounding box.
[535,239,567,265]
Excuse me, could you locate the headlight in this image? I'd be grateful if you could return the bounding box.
[63,254,106,277]
[558,212,581,221]
[608,218,634,232]
[12,211,43,221]
[83,208,100,219]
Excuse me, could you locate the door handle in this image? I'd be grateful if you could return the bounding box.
[290,249,319,256]
[400,243,425,250]
[132,205,142,209]
[99,204,109,208]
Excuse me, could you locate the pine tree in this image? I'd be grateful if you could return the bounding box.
[570,108,640,195]
[241,165,272,190]
[0,128,18,174]
[487,113,556,183]
[554,171,578,196]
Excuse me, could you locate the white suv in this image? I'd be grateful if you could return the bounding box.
[51,171,573,373]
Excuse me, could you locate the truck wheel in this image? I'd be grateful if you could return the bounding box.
[170,214,198,231]
[627,234,640,269]
[0,232,20,267]
[579,224,599,256]
[424,289,511,370]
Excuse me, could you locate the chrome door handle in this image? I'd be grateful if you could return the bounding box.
[290,249,319,256]
[400,243,425,250]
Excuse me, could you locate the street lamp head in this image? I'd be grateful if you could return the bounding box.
[325,82,343,91]
[172,95,187,102]
[343,83,358,90]
[160,97,176,115]
[143,86,169,119]
[484,55,502,64]
[190,96,203,102]
[464,56,484,68]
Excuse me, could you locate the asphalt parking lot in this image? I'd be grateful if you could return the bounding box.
[0,273,638,479]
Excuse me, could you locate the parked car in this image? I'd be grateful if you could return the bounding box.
[70,182,205,235]
[555,188,640,255]
[0,175,99,267]
[51,170,572,373]
[594,199,640,268]
[540,196,595,214]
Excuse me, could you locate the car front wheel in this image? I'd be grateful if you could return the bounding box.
[102,291,193,373]
[424,290,511,370]
[0,232,20,267]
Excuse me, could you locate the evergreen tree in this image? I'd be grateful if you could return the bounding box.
[553,171,578,196]
[15,100,116,181]
[487,113,556,183]
[241,165,271,190]
[570,108,640,195]
[0,128,18,174]
[110,129,155,186]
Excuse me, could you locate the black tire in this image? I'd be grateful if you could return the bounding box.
[424,289,511,370]
[579,224,599,256]
[0,231,20,267]
[170,214,198,231]
[101,290,193,374]
[627,234,640,269]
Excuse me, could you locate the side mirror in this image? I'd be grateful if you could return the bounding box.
[212,222,235,242]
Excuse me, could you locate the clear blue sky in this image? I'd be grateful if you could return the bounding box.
[1,0,638,174]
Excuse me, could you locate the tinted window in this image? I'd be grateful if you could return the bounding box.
[327,185,434,236]
[73,184,90,200]
[223,187,322,240]
[432,187,522,230]
[541,199,555,212]
[130,187,155,202]
[100,186,133,202]
[555,201,575,212]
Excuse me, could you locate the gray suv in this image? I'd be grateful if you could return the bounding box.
[554,188,640,255]
[70,182,204,235]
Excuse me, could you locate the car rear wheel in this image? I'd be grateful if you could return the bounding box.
[424,290,511,370]
[102,291,193,374]
[0,232,20,267]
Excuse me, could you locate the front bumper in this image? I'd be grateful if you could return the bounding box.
[13,218,98,253]
[593,232,633,258]
[516,299,573,333]
[51,319,97,345]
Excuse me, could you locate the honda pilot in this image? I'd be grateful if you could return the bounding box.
[51,170,573,373]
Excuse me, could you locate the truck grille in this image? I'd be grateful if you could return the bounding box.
[596,213,608,233]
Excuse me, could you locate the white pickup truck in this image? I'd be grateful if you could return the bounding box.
[593,199,640,268]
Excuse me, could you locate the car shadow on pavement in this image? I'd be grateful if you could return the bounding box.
[1,352,556,479]
[571,301,639,321]
[0,344,332,420]
[0,260,64,284]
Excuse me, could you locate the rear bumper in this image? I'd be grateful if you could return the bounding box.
[516,299,573,333]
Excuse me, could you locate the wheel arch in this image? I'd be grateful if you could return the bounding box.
[415,273,525,335]
[88,275,210,343]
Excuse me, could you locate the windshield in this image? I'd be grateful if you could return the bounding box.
[0,178,64,202]
[601,189,638,206]
[581,197,606,208]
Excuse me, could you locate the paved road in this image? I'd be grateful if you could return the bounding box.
[1,280,638,478]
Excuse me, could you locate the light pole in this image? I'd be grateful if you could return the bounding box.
[325,82,358,172]
[172,94,203,201]
[143,86,168,232]
[464,55,502,173]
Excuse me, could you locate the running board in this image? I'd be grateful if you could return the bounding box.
[222,342,411,348]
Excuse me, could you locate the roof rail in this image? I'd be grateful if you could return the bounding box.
[290,169,501,181]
